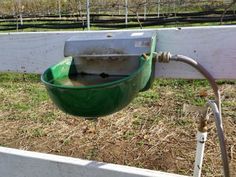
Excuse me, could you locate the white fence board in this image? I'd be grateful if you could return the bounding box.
[0,27,234,177]
[0,26,236,79]
[0,31,79,74]
[156,26,236,79]
[0,147,189,177]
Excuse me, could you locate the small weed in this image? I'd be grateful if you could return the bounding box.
[191,97,206,106]
[41,112,56,124]
[60,138,71,146]
[122,130,135,140]
[175,119,193,126]
[12,102,31,111]
[133,90,159,105]
[132,118,143,126]
[86,147,98,160]
[136,140,145,147]
[32,128,45,137]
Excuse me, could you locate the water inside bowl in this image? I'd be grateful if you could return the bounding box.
[51,73,127,87]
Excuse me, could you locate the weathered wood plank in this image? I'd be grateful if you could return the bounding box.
[0,26,236,80]
[0,147,189,177]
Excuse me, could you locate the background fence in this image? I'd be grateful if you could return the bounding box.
[0,0,236,31]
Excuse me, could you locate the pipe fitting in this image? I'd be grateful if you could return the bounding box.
[198,116,208,133]
[157,52,171,63]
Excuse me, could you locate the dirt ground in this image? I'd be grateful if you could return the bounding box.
[0,73,235,176]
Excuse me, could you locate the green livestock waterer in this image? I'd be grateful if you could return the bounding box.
[41,31,157,119]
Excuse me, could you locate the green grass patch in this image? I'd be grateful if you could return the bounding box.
[0,72,58,123]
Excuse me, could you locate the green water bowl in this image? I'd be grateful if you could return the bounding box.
[41,55,154,118]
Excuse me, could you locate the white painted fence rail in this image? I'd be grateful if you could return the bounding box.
[0,26,236,177]
[0,26,236,79]
[0,147,189,177]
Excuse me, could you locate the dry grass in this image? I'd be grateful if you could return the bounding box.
[0,73,235,176]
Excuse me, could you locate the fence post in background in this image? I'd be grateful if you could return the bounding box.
[157,0,160,18]
[174,0,176,18]
[118,3,121,15]
[17,0,23,26]
[98,0,104,14]
[58,0,61,19]
[98,0,100,14]
[144,0,147,20]
[86,0,90,30]
[125,0,128,26]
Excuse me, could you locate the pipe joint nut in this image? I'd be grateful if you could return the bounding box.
[158,52,171,63]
